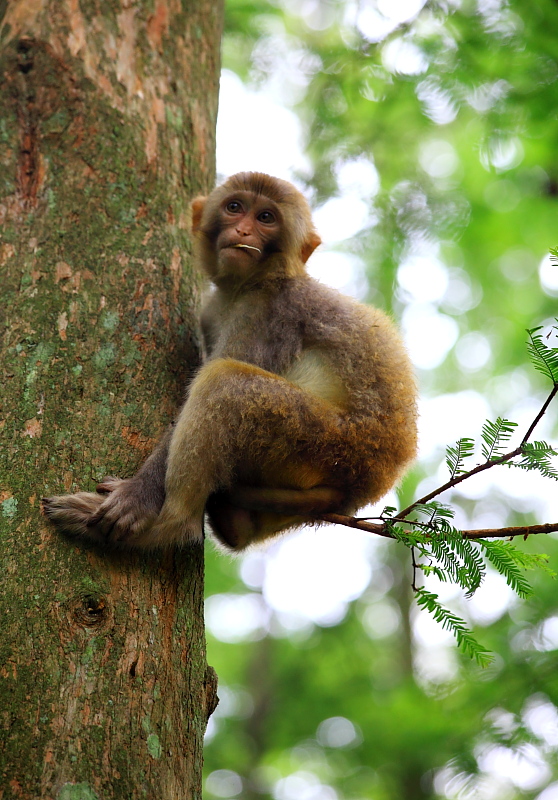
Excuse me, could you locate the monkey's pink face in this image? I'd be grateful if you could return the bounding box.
[215,191,282,277]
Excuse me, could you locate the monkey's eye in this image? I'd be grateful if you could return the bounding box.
[257,210,276,224]
[225,201,243,214]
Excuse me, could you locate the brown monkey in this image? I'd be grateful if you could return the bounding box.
[43,172,417,551]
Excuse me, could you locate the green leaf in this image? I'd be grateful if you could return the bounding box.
[427,535,464,585]
[381,506,398,518]
[515,441,558,480]
[418,564,448,582]
[526,324,558,384]
[415,588,494,667]
[412,502,455,524]
[500,547,556,579]
[481,417,518,461]
[446,437,475,479]
[447,532,486,597]
[477,540,534,599]
[426,529,485,596]
[387,522,430,550]
[391,505,486,596]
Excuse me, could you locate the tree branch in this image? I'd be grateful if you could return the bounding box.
[319,513,558,541]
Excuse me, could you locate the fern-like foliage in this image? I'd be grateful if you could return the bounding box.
[388,522,430,550]
[381,506,398,518]
[481,417,517,461]
[415,588,494,667]
[385,312,558,665]
[501,546,556,579]
[516,441,558,480]
[442,531,485,598]
[384,498,555,663]
[526,325,558,384]
[411,502,454,525]
[446,438,475,479]
[404,504,486,597]
[476,540,534,599]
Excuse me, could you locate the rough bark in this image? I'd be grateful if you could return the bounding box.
[0,1,222,797]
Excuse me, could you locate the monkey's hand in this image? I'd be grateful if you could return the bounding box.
[43,476,165,548]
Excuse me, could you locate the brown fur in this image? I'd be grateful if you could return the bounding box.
[43,172,417,550]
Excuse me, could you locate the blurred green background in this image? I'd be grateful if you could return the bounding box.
[203,2,558,798]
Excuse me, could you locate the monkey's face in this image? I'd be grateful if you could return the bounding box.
[213,191,282,279]
[191,174,322,282]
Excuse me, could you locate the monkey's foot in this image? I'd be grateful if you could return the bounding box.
[87,477,160,546]
[42,492,105,540]
[43,478,161,548]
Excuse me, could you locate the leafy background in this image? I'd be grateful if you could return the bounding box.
[203,2,558,798]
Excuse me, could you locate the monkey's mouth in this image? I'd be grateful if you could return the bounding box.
[230,244,262,254]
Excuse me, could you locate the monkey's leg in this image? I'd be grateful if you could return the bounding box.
[148,357,345,549]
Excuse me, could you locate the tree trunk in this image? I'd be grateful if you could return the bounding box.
[0,2,222,797]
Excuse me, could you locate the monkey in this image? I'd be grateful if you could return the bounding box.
[43,172,417,551]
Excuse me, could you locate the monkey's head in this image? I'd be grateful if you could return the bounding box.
[191,172,321,285]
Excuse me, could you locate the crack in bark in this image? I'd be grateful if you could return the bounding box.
[16,38,41,204]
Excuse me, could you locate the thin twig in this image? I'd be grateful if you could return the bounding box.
[521,384,558,444]
[395,448,521,520]
[411,546,418,590]
[395,383,558,521]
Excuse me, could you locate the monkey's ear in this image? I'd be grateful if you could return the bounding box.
[300,232,321,264]
[191,197,207,233]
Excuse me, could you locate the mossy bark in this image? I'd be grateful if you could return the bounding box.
[0,1,222,797]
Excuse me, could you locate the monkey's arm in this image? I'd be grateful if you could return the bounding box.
[43,426,172,544]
